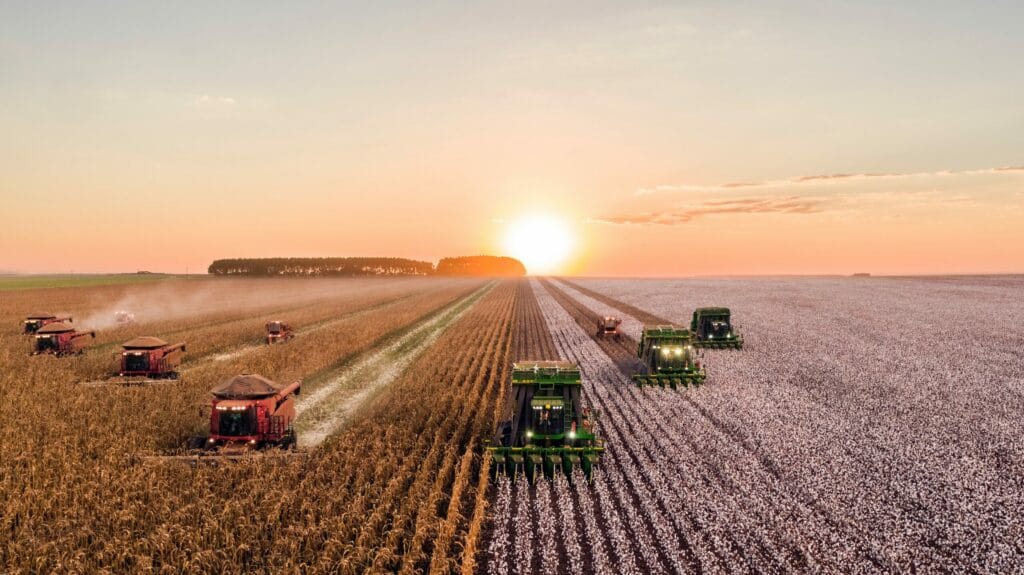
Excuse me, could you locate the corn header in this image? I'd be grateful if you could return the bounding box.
[633,325,706,389]
[488,361,603,482]
[691,307,742,349]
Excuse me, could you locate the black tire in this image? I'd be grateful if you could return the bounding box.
[186,436,208,450]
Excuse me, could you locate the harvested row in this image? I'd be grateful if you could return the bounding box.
[563,276,1024,571]
[272,280,517,574]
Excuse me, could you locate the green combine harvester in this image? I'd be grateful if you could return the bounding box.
[690,307,743,349]
[488,361,603,482]
[633,325,707,389]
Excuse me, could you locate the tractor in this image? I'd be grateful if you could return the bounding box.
[633,325,706,389]
[691,307,743,349]
[596,316,623,340]
[118,337,186,381]
[114,311,136,325]
[265,321,295,344]
[488,361,603,482]
[23,314,72,335]
[31,322,95,356]
[188,374,301,456]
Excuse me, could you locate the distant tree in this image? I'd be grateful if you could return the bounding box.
[207,257,434,277]
[435,256,526,277]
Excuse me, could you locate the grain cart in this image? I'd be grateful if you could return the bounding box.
[691,307,743,349]
[23,314,72,334]
[118,337,186,382]
[596,316,623,340]
[488,361,603,482]
[633,325,706,389]
[265,321,295,344]
[31,322,95,356]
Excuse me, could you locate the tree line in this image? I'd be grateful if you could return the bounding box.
[208,256,526,277]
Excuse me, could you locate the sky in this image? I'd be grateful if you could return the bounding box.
[1,1,1022,276]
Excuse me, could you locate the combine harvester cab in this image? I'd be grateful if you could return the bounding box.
[691,307,743,349]
[118,337,186,383]
[31,322,94,356]
[23,314,72,335]
[265,320,294,344]
[596,316,623,340]
[633,325,706,389]
[488,361,603,483]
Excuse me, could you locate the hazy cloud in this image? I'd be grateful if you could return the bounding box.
[634,165,1024,196]
[595,196,823,226]
[195,94,237,105]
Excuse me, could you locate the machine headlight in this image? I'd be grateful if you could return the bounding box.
[569,431,576,439]
[708,334,713,339]
[526,430,533,438]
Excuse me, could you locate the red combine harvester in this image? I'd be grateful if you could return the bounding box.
[596,316,623,340]
[146,374,302,463]
[265,321,295,344]
[31,322,95,356]
[119,337,186,381]
[23,314,72,335]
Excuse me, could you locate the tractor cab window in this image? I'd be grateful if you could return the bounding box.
[217,407,257,437]
[268,323,282,333]
[532,400,564,435]
[124,352,149,372]
[24,320,41,330]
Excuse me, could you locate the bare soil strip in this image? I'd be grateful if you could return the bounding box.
[296,283,494,446]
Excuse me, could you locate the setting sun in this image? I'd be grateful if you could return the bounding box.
[502,214,575,275]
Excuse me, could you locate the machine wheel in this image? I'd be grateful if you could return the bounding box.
[282,431,298,450]
[186,436,208,450]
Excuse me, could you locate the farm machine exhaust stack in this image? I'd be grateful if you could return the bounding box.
[23,314,72,334]
[691,307,742,349]
[265,320,295,344]
[150,374,302,464]
[489,361,603,482]
[633,325,706,389]
[31,322,94,356]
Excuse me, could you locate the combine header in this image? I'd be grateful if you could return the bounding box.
[691,307,742,349]
[23,314,72,334]
[488,361,603,482]
[118,337,186,382]
[596,316,623,340]
[31,322,95,356]
[633,325,706,389]
[265,321,295,344]
[149,374,302,464]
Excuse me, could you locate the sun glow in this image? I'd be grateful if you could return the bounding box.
[502,214,575,275]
